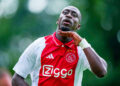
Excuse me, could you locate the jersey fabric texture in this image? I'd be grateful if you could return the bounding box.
[13,32,90,86]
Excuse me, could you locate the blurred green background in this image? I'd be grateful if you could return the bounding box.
[0,0,120,86]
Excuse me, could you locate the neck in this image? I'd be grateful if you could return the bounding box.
[55,28,72,43]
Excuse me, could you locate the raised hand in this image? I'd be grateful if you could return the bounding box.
[58,30,82,46]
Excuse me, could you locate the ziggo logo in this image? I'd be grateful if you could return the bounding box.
[42,65,73,78]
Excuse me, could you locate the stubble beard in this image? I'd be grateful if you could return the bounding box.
[60,26,71,31]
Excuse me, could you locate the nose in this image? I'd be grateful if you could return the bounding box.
[66,13,72,19]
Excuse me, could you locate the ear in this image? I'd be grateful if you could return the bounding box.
[56,18,60,24]
[77,24,81,30]
[56,20,58,24]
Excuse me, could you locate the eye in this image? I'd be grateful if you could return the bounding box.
[72,12,78,17]
[63,10,69,15]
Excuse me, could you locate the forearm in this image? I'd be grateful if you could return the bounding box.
[83,47,107,77]
[12,73,29,86]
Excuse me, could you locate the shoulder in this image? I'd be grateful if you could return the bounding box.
[44,34,53,42]
[35,34,53,42]
[32,34,53,49]
[25,37,46,53]
[34,37,45,45]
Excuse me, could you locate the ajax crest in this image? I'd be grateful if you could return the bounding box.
[65,52,76,63]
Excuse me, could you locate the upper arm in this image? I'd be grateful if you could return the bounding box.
[12,73,24,81]
[12,73,29,86]
[12,73,24,86]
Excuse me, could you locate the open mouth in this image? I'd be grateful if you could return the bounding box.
[63,19,72,26]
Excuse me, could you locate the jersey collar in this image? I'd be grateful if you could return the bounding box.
[52,32,76,49]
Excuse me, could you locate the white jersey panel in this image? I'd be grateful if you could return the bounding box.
[74,46,90,86]
[30,37,46,86]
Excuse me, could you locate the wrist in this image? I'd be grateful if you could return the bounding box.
[79,38,91,49]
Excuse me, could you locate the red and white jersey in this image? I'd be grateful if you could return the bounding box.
[13,32,90,86]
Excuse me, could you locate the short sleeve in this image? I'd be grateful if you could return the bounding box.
[13,38,42,78]
[77,46,91,71]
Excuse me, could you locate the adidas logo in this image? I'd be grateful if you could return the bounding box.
[46,54,54,59]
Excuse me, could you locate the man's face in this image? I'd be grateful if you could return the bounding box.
[0,74,12,86]
[57,6,81,31]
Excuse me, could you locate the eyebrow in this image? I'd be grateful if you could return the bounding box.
[63,9,78,14]
[72,10,77,14]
